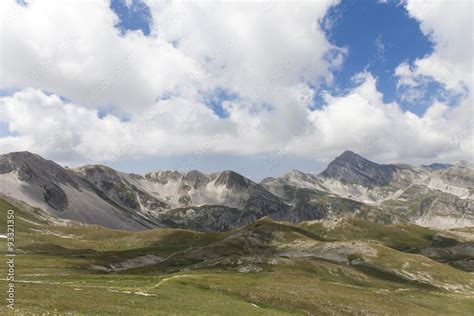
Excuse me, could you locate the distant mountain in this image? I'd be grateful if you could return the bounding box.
[0,150,473,231]
[141,169,286,210]
[76,166,292,231]
[75,165,170,212]
[264,151,474,229]
[0,152,159,230]
[0,152,296,231]
[319,150,399,187]
[422,163,453,171]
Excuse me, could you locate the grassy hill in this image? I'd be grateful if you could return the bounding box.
[0,198,473,315]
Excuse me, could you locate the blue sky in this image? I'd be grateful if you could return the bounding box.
[110,0,152,36]
[322,0,433,112]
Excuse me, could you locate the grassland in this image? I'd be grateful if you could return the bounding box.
[0,198,473,315]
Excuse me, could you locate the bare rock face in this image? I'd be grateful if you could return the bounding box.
[415,192,474,229]
[75,165,169,212]
[0,151,77,211]
[181,170,210,190]
[77,165,141,210]
[145,170,181,184]
[0,151,77,185]
[319,150,398,188]
[213,170,251,191]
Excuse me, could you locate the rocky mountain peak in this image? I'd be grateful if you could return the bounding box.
[334,150,364,163]
[1,150,39,160]
[75,164,122,186]
[284,170,318,182]
[285,170,307,178]
[0,151,52,171]
[0,151,77,186]
[214,170,252,190]
[145,170,182,184]
[182,170,209,189]
[0,151,85,212]
[319,150,398,188]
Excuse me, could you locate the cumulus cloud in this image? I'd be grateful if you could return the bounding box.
[396,1,472,100]
[2,73,470,165]
[394,0,473,160]
[0,0,472,168]
[147,1,344,103]
[309,73,470,161]
[0,0,199,112]
[0,0,342,113]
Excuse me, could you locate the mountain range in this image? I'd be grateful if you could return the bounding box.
[1,151,474,314]
[0,150,473,231]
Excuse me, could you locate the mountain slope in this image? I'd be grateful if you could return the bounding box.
[74,165,170,215]
[141,169,288,211]
[0,152,159,230]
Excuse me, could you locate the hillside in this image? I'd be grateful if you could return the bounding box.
[0,196,473,314]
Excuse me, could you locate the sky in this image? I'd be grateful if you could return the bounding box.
[0,0,472,180]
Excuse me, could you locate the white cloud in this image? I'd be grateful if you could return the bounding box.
[0,0,343,113]
[0,0,472,168]
[0,88,128,162]
[393,0,474,161]
[147,1,344,103]
[305,73,466,162]
[396,0,473,95]
[0,0,199,113]
[2,73,470,165]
